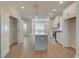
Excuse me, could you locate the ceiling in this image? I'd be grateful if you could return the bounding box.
[0,1,74,20]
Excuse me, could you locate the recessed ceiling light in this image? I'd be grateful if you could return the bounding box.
[28,16,30,18]
[35,16,38,19]
[59,1,63,4]
[49,13,52,16]
[52,9,56,12]
[21,6,24,9]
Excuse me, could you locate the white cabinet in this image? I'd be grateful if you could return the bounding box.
[63,3,76,20]
[56,32,63,45]
[53,16,59,28]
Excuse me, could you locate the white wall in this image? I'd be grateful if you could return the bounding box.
[76,2,79,58]
[1,9,10,57]
[0,7,23,57]
[25,19,32,36]
[63,20,69,47]
[18,19,24,43]
[0,11,1,58]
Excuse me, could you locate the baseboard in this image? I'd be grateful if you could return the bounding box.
[56,41,63,46]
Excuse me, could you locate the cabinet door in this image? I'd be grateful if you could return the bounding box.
[35,35,48,51]
[57,32,63,45]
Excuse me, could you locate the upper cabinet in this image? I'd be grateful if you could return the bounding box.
[53,16,59,28]
[63,2,76,20]
[59,16,64,31]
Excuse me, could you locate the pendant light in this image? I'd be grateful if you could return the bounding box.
[34,4,38,19]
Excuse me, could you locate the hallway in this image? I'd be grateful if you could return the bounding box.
[5,36,76,58]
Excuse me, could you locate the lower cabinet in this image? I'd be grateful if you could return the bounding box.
[35,35,48,51]
[56,32,63,45]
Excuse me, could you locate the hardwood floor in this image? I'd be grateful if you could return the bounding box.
[5,37,76,58]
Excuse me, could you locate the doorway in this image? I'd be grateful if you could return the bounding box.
[68,17,76,49]
[9,16,18,47]
[64,17,76,49]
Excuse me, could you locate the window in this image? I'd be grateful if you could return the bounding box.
[33,21,45,35]
[24,23,27,30]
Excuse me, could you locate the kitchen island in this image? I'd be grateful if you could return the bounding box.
[35,34,48,51]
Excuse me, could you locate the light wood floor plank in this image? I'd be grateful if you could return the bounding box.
[5,41,76,58]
